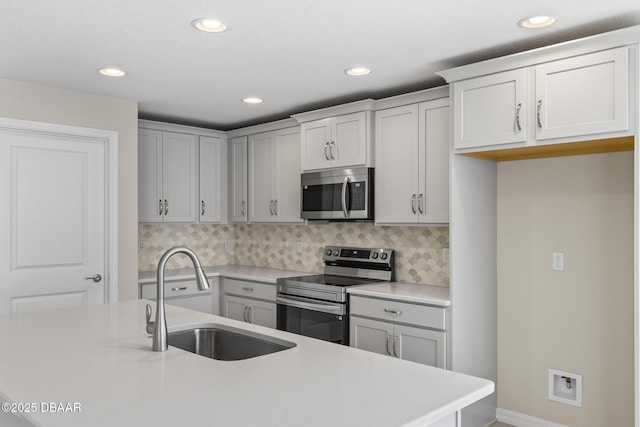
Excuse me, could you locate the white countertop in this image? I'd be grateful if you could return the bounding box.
[0,301,491,427]
[139,265,452,307]
[348,282,451,307]
[138,264,313,284]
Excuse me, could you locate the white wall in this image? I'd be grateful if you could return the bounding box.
[0,78,139,301]
[497,151,634,426]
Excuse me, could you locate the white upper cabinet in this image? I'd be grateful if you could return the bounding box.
[453,69,527,150]
[534,47,629,141]
[229,136,248,223]
[375,98,450,225]
[248,127,303,223]
[199,136,224,223]
[138,121,227,224]
[450,46,630,153]
[138,129,197,222]
[300,111,371,171]
[138,129,163,223]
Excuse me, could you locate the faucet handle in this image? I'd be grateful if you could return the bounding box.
[145,304,155,335]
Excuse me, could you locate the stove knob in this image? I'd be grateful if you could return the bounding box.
[380,253,388,260]
[371,252,379,259]
[325,249,333,256]
[333,249,339,256]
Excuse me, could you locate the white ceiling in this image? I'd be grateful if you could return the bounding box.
[2,1,640,130]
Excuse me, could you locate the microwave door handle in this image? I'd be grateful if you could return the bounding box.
[341,176,349,218]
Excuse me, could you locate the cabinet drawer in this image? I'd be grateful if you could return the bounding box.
[223,278,275,301]
[350,296,445,330]
[140,279,208,300]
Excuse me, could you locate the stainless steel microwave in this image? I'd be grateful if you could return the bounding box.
[300,167,374,221]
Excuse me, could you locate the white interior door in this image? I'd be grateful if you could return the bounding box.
[0,127,106,315]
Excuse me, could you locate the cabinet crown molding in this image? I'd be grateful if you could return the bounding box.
[138,119,226,138]
[292,99,376,123]
[437,24,640,83]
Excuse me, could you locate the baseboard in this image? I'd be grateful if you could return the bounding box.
[496,408,568,427]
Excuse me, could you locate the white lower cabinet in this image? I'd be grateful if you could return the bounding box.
[221,278,277,328]
[139,279,214,314]
[224,295,276,328]
[350,296,446,369]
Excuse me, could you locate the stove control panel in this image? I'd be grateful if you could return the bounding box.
[323,246,394,264]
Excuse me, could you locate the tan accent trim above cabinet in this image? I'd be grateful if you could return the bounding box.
[459,136,633,162]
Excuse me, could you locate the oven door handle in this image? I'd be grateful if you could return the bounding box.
[277,295,343,314]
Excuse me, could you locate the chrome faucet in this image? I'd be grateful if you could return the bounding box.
[145,246,210,351]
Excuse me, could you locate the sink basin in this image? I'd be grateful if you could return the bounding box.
[167,324,296,361]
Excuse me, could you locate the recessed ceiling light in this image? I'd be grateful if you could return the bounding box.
[192,18,227,33]
[518,15,556,29]
[345,67,371,76]
[242,97,263,104]
[98,67,126,77]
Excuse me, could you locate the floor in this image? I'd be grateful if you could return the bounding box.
[491,422,513,427]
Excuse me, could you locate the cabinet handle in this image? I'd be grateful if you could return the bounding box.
[243,306,249,322]
[171,286,187,291]
[242,286,254,292]
[515,102,522,132]
[159,199,163,216]
[392,335,399,358]
[384,308,402,315]
[201,200,206,216]
[385,334,392,356]
[536,99,543,128]
[164,199,168,215]
[411,194,417,214]
[274,199,278,216]
[418,194,424,214]
[324,142,330,160]
[241,200,246,216]
[329,141,336,160]
[247,306,252,323]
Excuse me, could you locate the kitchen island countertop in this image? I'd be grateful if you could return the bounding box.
[0,300,492,427]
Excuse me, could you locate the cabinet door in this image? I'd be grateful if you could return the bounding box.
[199,136,223,223]
[230,136,248,223]
[350,316,394,356]
[453,69,527,149]
[301,118,332,171]
[138,129,163,222]
[162,132,197,222]
[223,295,249,322]
[273,127,303,223]
[331,111,368,168]
[419,99,450,224]
[248,132,276,222]
[374,104,420,224]
[535,47,629,141]
[248,299,277,328]
[395,324,446,369]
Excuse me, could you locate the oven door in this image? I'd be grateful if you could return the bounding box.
[276,295,348,345]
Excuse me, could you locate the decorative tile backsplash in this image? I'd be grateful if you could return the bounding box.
[139,223,449,286]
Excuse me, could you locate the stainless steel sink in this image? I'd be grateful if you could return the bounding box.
[167,324,296,361]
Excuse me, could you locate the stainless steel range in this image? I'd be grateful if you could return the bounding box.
[276,246,395,345]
